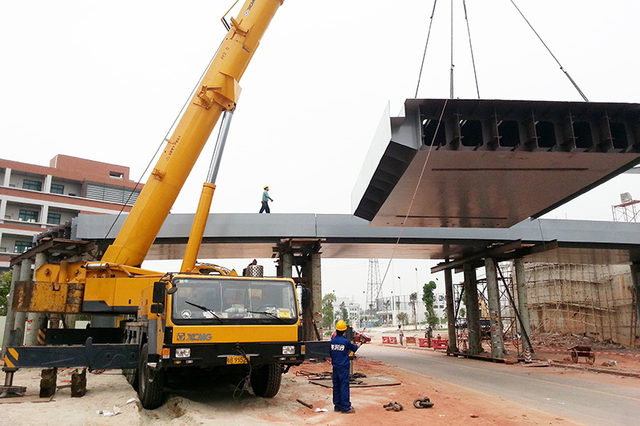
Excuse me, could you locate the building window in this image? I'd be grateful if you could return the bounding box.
[18,209,38,222]
[47,212,62,225]
[109,171,124,179]
[14,241,32,254]
[23,179,42,191]
[50,183,65,194]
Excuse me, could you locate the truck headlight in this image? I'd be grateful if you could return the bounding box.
[175,348,191,358]
[282,345,295,355]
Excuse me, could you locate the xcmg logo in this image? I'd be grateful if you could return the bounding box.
[177,332,212,342]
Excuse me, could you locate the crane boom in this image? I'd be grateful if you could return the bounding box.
[102,0,283,267]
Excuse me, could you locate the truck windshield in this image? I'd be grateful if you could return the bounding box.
[170,277,298,325]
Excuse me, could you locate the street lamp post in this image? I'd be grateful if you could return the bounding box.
[397,276,402,324]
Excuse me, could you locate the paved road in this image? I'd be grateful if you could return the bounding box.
[359,345,640,426]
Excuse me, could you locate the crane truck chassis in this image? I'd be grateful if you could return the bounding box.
[2,0,329,409]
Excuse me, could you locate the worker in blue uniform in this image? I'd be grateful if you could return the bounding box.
[330,320,361,414]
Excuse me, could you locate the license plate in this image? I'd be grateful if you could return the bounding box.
[226,355,249,365]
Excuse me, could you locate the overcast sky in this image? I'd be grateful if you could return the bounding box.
[2,1,639,306]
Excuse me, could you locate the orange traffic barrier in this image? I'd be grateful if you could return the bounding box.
[418,338,430,348]
[406,336,417,345]
[389,336,398,345]
[382,336,390,344]
[431,339,448,350]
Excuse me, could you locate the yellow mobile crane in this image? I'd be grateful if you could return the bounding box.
[3,0,323,409]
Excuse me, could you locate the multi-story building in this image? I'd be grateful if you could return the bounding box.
[0,154,142,269]
[335,297,361,326]
[374,293,447,327]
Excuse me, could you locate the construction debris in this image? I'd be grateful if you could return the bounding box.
[413,397,434,408]
[296,399,313,409]
[383,401,403,411]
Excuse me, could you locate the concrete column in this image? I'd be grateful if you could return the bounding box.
[0,198,7,224]
[1,264,21,356]
[24,254,47,345]
[444,263,458,352]
[14,259,33,346]
[630,263,640,332]
[277,252,293,278]
[40,205,49,226]
[43,174,52,193]
[463,263,482,354]
[2,168,11,187]
[514,258,531,350]
[310,253,322,340]
[485,257,505,358]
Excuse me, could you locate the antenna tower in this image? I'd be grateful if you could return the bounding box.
[366,259,382,321]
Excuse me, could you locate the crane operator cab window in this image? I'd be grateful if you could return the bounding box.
[171,277,298,325]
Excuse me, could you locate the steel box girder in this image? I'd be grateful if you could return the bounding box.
[353,99,640,228]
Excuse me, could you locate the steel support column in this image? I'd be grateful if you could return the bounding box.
[275,239,323,341]
[310,253,322,339]
[514,257,531,352]
[485,257,505,358]
[14,259,33,346]
[1,264,21,357]
[463,263,482,354]
[444,261,457,352]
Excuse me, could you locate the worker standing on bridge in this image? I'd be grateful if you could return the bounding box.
[331,320,360,414]
[259,185,273,213]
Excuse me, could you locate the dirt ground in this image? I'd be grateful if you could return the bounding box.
[1,331,639,426]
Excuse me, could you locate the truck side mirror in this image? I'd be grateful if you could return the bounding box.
[152,281,166,304]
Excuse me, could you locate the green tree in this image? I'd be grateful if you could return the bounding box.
[397,312,409,325]
[409,292,418,327]
[427,313,439,328]
[339,302,349,325]
[383,299,391,324]
[422,281,438,328]
[0,270,11,316]
[422,281,437,316]
[321,293,336,329]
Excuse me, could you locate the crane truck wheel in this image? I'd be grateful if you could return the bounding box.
[138,343,165,409]
[250,363,282,398]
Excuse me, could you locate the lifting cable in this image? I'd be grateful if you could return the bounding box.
[415,0,480,99]
[414,0,439,98]
[462,0,480,99]
[509,0,589,102]
[449,0,455,98]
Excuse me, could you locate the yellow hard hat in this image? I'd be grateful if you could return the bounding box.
[336,320,347,331]
[264,185,269,189]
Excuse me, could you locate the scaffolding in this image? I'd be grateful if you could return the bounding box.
[525,263,638,347]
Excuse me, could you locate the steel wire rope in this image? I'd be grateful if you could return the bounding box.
[449,0,455,98]
[103,39,227,242]
[509,0,589,102]
[414,0,439,98]
[365,99,449,333]
[462,0,481,99]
